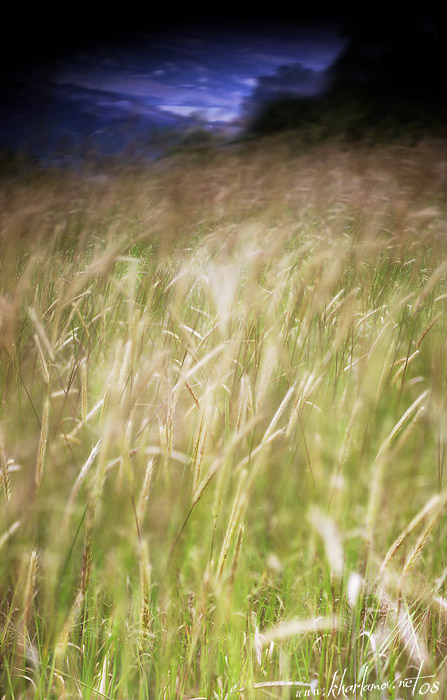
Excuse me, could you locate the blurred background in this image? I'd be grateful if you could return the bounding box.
[0,13,445,167]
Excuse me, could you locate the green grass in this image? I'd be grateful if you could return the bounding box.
[1,138,447,699]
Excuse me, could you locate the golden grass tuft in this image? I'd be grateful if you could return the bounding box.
[1,137,447,698]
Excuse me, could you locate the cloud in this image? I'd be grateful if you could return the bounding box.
[243,62,328,119]
[158,105,236,123]
[41,23,347,130]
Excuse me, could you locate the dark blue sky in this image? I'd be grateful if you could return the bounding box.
[0,14,442,157]
[47,22,344,123]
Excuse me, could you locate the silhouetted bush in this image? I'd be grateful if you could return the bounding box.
[245,89,447,145]
[245,16,446,145]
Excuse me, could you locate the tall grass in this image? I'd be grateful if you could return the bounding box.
[1,138,447,698]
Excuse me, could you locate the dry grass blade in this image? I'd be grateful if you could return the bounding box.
[262,382,296,443]
[396,606,429,665]
[261,616,339,644]
[432,596,447,619]
[177,342,226,387]
[14,549,40,679]
[235,375,254,432]
[185,381,200,408]
[73,301,93,347]
[373,587,430,664]
[66,439,102,515]
[193,415,261,505]
[138,539,152,633]
[414,260,447,311]
[238,428,284,490]
[34,333,50,385]
[0,519,21,551]
[376,390,429,462]
[229,522,244,588]
[80,510,93,596]
[137,458,155,526]
[402,496,447,576]
[391,349,419,385]
[415,314,441,350]
[286,373,321,436]
[308,507,344,577]
[35,398,50,488]
[216,470,248,581]
[331,399,362,485]
[168,417,261,565]
[0,429,11,504]
[191,413,208,496]
[380,492,447,574]
[56,590,85,661]
[65,398,105,442]
[80,357,88,423]
[367,391,429,541]
[343,320,391,373]
[28,307,54,361]
[92,652,110,700]
[23,549,38,630]
[159,396,174,462]
[347,572,363,608]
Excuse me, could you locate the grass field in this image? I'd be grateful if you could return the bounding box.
[1,137,447,699]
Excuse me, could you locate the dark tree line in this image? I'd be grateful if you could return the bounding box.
[245,16,447,141]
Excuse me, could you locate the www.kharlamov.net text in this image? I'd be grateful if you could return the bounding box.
[294,664,439,697]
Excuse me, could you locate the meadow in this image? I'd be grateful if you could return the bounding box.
[0,136,447,699]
